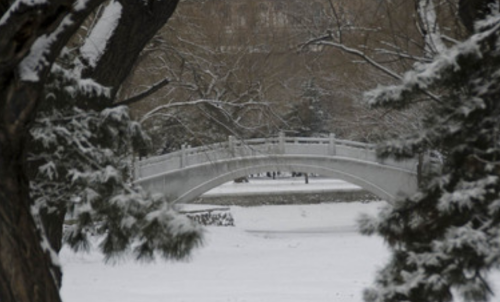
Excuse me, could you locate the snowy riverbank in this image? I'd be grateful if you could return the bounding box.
[60,202,386,302]
[60,200,500,302]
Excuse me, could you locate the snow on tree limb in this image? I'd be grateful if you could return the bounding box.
[365,15,500,109]
[0,0,49,26]
[1,0,103,79]
[417,0,448,56]
[19,16,74,81]
[81,0,122,68]
[302,35,403,81]
[303,35,442,106]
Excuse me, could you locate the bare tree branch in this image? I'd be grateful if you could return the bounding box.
[114,78,170,107]
[302,34,443,105]
[140,98,272,123]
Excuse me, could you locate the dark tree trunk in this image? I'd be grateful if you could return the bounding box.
[0,135,62,302]
[0,1,105,301]
[0,0,180,299]
[40,207,67,286]
[40,209,67,254]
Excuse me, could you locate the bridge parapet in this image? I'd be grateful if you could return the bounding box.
[135,134,417,180]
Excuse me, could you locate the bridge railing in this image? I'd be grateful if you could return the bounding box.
[134,133,416,179]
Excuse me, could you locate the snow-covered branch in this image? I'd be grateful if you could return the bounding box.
[80,0,122,68]
[416,0,448,56]
[140,98,271,123]
[303,35,442,106]
[303,35,403,81]
[366,17,500,108]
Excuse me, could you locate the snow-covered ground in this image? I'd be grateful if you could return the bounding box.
[60,202,387,302]
[60,179,500,302]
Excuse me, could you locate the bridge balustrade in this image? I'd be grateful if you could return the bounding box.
[135,134,417,180]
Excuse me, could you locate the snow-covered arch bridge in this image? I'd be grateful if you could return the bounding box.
[134,134,418,204]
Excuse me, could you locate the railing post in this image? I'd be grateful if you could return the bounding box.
[133,156,140,180]
[377,149,384,164]
[278,131,285,154]
[180,144,187,168]
[228,135,235,156]
[329,133,336,156]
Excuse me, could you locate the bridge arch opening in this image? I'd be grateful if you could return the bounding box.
[172,162,396,205]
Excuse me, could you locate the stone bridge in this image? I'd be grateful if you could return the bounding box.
[134,134,418,204]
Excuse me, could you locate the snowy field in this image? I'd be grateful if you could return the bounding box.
[60,179,500,302]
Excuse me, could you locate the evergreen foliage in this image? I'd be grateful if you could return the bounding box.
[0,1,194,300]
[358,7,500,302]
[29,54,203,263]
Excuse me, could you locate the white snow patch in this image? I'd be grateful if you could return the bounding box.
[74,0,90,11]
[19,15,73,81]
[417,0,447,55]
[80,1,122,68]
[0,0,48,26]
[61,202,388,302]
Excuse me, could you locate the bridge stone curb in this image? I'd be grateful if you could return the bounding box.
[196,189,380,206]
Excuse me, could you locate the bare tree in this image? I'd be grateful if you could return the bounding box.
[118,1,304,152]
[300,0,468,142]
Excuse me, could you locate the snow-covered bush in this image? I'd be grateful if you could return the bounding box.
[186,210,235,227]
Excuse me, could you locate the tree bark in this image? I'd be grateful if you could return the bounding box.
[0,1,105,301]
[0,0,180,298]
[113,77,170,107]
[81,0,180,110]
[0,139,62,302]
[40,207,68,286]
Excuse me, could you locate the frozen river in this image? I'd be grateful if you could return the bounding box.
[60,179,499,302]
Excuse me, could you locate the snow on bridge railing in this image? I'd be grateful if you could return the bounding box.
[134,133,414,180]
